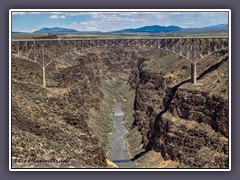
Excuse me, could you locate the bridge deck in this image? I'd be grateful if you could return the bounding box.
[12,36,229,42]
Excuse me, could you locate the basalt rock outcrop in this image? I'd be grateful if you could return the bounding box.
[131,51,229,168]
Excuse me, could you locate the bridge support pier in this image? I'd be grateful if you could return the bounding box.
[42,67,46,88]
[42,44,46,88]
[191,62,197,84]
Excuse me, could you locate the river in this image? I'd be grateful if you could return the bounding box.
[108,101,134,168]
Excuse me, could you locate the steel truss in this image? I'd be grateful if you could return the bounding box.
[12,37,229,87]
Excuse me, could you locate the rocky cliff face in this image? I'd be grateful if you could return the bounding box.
[12,46,141,168]
[131,51,229,168]
[12,56,107,168]
[168,88,228,138]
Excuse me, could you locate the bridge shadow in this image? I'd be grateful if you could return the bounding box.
[130,149,150,161]
[112,159,134,163]
[158,55,228,119]
[197,56,228,80]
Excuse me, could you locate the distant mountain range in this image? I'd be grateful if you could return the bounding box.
[12,24,228,35]
[33,27,79,34]
[111,25,182,33]
[111,24,228,34]
[182,24,228,33]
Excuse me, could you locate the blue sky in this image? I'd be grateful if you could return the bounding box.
[11,11,229,32]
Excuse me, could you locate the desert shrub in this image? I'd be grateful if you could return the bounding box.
[181,65,188,70]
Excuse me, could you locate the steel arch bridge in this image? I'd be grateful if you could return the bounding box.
[11,36,229,87]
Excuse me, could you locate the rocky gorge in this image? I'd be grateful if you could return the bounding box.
[128,50,229,168]
[11,43,229,168]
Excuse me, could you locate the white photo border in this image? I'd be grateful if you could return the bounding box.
[9,9,231,171]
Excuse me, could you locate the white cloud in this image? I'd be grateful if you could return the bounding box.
[49,15,66,19]
[28,12,42,15]
[51,12,64,14]
[170,12,181,15]
[64,12,175,32]
[16,28,37,33]
[12,12,26,16]
[49,15,58,19]
[71,21,78,26]
[67,21,78,29]
[79,22,88,25]
[12,12,42,16]
[69,12,151,31]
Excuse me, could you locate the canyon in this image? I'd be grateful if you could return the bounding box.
[11,45,229,168]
